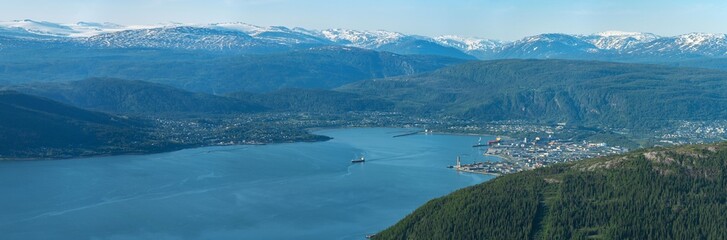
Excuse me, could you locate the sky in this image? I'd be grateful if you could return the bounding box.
[1,0,727,40]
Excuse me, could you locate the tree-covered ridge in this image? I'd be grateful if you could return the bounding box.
[0,46,466,93]
[340,59,727,131]
[375,142,727,240]
[228,88,394,113]
[10,78,395,115]
[0,91,151,158]
[9,78,264,115]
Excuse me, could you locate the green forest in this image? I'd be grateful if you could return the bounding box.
[375,142,727,239]
[341,59,727,132]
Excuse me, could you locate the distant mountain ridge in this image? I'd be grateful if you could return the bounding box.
[3,19,727,60]
[0,46,464,93]
[7,78,265,114]
[339,59,727,131]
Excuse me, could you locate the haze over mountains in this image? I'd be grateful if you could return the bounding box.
[3,19,727,158]
[3,19,727,61]
[2,16,727,240]
[0,43,464,93]
[339,59,727,131]
[6,59,727,135]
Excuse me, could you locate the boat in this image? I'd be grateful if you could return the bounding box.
[351,155,365,163]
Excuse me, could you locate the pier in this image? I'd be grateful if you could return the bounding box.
[393,131,422,138]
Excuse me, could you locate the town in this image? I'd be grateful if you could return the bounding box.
[451,136,630,176]
[20,110,721,161]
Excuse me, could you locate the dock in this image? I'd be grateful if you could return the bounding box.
[392,131,421,138]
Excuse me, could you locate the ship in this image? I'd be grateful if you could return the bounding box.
[488,137,502,146]
[472,137,487,147]
[473,137,502,147]
[351,155,365,163]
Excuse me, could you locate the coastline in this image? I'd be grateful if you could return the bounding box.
[2,127,511,162]
[0,144,198,162]
[0,137,329,162]
[456,168,502,177]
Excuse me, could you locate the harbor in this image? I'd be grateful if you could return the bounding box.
[449,156,503,176]
[450,135,629,176]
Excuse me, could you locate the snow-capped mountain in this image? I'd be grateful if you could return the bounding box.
[0,19,129,38]
[3,19,727,60]
[434,35,503,51]
[318,29,407,49]
[207,22,332,46]
[312,29,475,59]
[634,33,727,57]
[580,31,660,50]
[497,34,601,59]
[81,26,291,52]
[434,35,504,59]
[0,19,78,37]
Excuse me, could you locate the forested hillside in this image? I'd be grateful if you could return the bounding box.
[375,142,727,239]
[9,78,264,115]
[340,59,727,131]
[0,46,465,93]
[0,91,153,158]
[228,88,394,113]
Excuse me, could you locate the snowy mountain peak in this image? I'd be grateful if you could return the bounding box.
[519,33,584,44]
[667,33,727,53]
[582,31,659,50]
[0,19,133,37]
[81,26,269,51]
[594,31,647,37]
[0,19,76,37]
[434,35,503,51]
[3,19,727,59]
[319,28,406,48]
[207,22,266,34]
[76,21,124,29]
[203,22,332,45]
[676,32,726,44]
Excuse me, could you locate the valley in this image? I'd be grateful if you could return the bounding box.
[4,57,727,160]
[2,15,727,240]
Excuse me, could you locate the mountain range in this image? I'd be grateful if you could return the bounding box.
[338,59,727,131]
[6,59,727,135]
[3,19,727,61]
[7,78,264,114]
[0,45,464,93]
[3,19,727,240]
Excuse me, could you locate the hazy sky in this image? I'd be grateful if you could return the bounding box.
[2,0,726,40]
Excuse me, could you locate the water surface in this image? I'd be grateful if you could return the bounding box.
[0,128,497,239]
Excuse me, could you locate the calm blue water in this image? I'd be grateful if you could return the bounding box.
[0,128,498,240]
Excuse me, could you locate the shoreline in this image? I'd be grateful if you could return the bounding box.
[456,168,502,177]
[0,138,327,162]
[425,130,514,140]
[2,127,511,162]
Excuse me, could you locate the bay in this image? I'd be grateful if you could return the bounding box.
[0,128,498,240]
